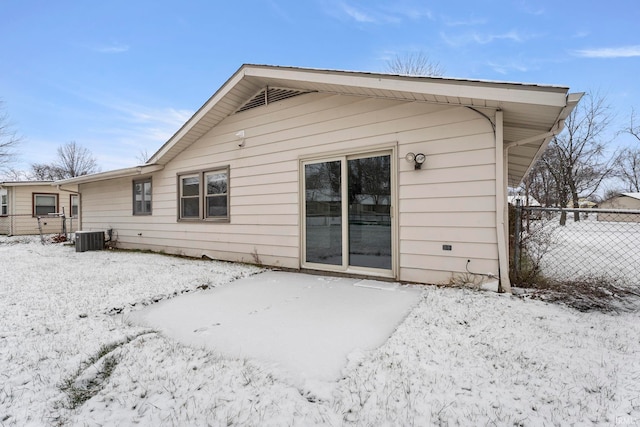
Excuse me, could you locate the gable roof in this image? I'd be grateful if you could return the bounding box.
[621,193,640,201]
[58,64,581,187]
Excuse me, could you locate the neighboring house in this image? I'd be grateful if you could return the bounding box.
[597,193,640,222]
[56,64,581,291]
[507,195,541,207]
[0,181,79,236]
[578,198,597,208]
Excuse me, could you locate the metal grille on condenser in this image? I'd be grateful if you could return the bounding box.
[236,87,311,113]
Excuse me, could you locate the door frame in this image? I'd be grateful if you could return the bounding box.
[299,143,398,279]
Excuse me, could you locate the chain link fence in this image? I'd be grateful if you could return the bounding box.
[510,204,640,288]
[0,213,77,241]
[510,204,640,311]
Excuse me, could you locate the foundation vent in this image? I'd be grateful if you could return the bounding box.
[236,87,311,113]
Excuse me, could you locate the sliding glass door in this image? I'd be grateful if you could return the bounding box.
[304,159,343,265]
[303,151,393,274]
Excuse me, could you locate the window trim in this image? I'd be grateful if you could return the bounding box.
[70,194,79,218]
[204,170,229,219]
[1,192,7,216]
[32,192,59,217]
[132,178,152,216]
[177,166,230,222]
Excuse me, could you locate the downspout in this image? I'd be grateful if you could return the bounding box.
[494,110,511,293]
[55,184,78,194]
[466,107,510,293]
[9,186,16,236]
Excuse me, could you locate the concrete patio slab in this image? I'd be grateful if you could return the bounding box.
[130,271,422,388]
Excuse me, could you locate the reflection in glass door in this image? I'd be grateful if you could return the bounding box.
[303,152,392,272]
[304,160,343,265]
[348,155,391,269]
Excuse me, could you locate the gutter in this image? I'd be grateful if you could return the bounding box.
[510,92,584,182]
[54,184,78,193]
[54,164,164,186]
[498,92,583,291]
[494,110,511,293]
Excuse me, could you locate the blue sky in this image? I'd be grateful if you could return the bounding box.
[1,0,639,173]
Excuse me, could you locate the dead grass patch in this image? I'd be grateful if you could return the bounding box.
[515,277,640,313]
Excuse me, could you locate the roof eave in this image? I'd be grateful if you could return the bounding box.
[147,64,575,167]
[1,180,54,187]
[507,92,584,187]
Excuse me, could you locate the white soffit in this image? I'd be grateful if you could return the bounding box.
[144,64,578,186]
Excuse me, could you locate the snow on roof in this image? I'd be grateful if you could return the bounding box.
[508,195,541,206]
[622,192,640,200]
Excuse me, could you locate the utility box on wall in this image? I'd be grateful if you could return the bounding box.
[75,231,104,252]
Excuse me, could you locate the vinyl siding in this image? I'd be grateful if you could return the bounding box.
[1,185,78,235]
[597,196,640,222]
[79,92,498,283]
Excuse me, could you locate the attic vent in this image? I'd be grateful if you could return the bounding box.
[236,87,311,113]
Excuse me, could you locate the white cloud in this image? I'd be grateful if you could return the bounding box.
[441,29,532,47]
[473,30,526,44]
[340,3,376,23]
[573,45,640,58]
[330,1,431,25]
[92,43,130,54]
[443,17,487,27]
[487,60,532,75]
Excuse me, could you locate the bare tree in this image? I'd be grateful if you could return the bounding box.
[522,155,558,207]
[386,51,445,76]
[0,100,22,173]
[30,141,99,180]
[136,148,150,164]
[30,163,66,180]
[530,92,614,224]
[53,141,99,178]
[2,167,29,181]
[615,109,640,192]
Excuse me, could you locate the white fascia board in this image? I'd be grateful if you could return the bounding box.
[149,68,247,164]
[243,66,569,107]
[54,164,164,186]
[0,181,54,187]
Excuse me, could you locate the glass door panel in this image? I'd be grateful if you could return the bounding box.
[348,154,392,269]
[304,160,343,266]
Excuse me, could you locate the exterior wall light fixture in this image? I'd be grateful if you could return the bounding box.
[405,152,426,170]
[235,130,246,147]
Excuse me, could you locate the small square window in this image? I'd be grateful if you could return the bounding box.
[33,193,58,216]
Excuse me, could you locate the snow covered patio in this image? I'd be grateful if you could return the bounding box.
[2,236,640,426]
[130,271,422,389]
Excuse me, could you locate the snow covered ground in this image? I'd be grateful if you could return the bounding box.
[129,271,422,396]
[1,236,640,426]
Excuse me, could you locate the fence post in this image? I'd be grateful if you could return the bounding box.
[514,199,522,273]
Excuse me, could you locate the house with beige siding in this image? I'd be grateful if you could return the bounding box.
[597,193,640,222]
[56,64,581,292]
[0,181,79,236]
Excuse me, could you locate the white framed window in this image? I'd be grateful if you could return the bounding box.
[33,193,58,216]
[178,167,229,221]
[133,178,152,215]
